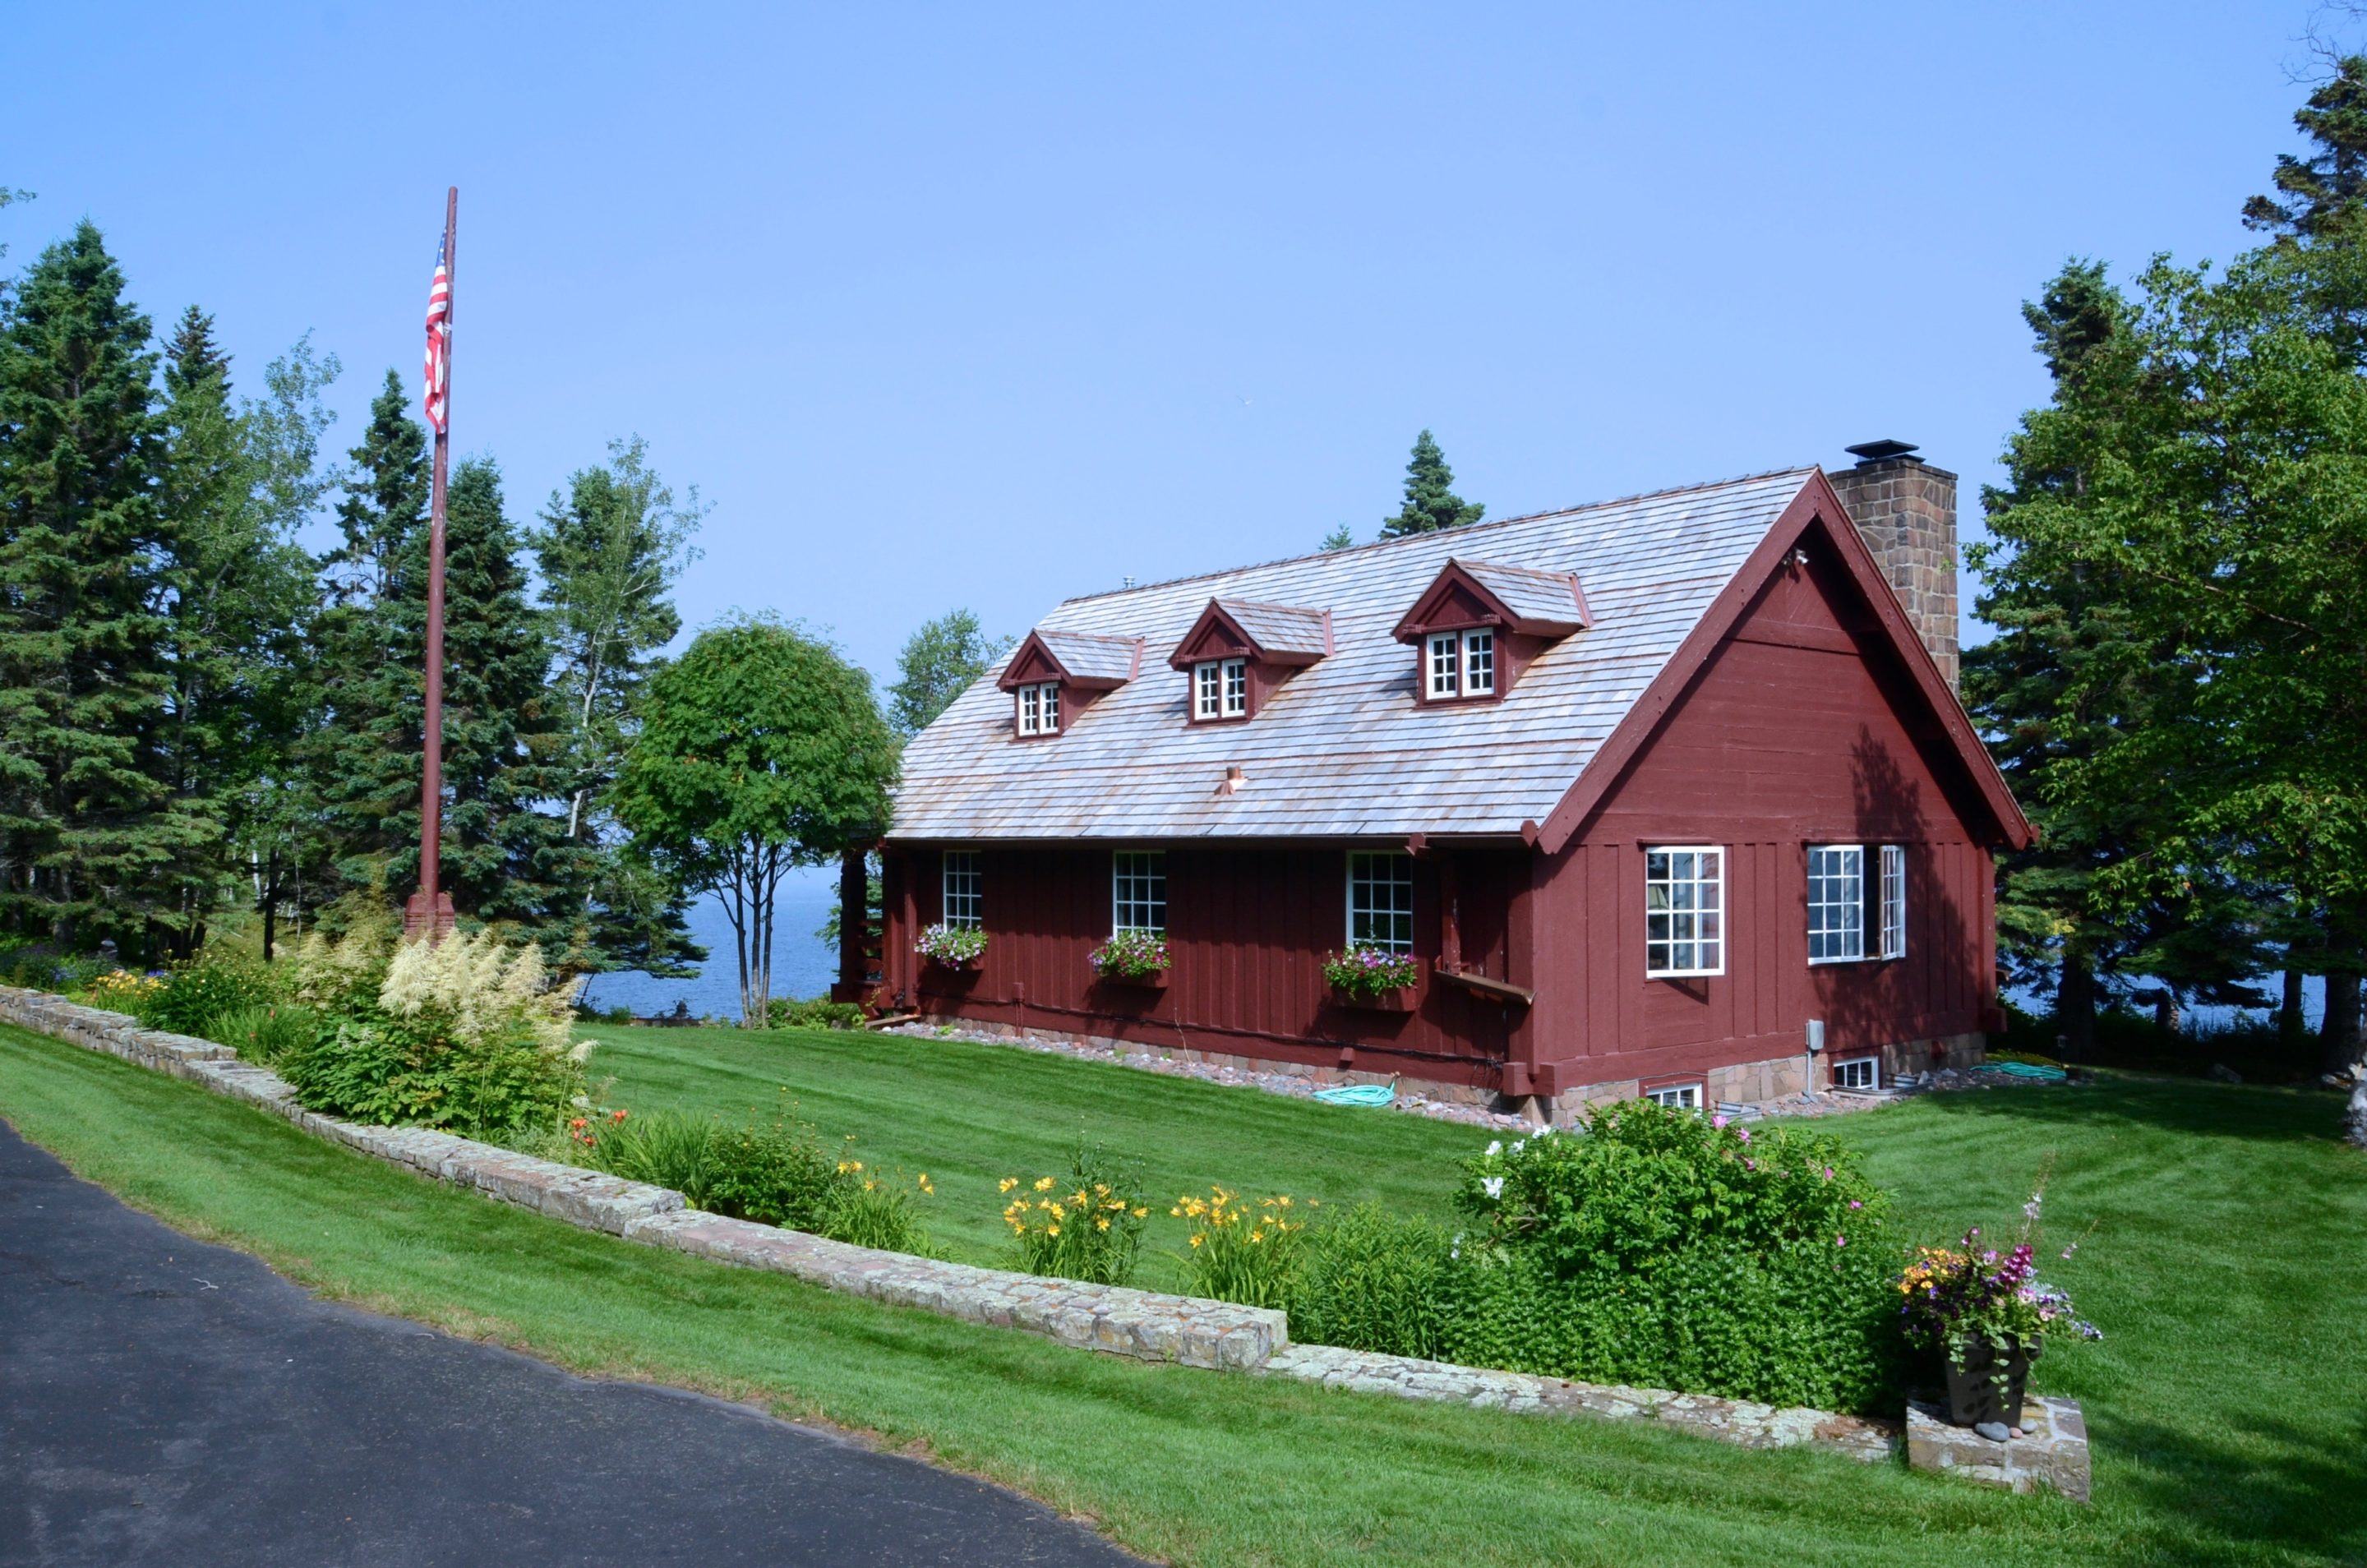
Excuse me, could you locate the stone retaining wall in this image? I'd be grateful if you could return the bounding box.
[0,984,2087,1496]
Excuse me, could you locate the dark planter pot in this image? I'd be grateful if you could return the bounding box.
[1945,1336,2039,1428]
[924,957,981,983]
[1094,967,1167,991]
[1329,985,1414,1012]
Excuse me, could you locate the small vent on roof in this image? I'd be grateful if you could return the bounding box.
[1216,764,1247,796]
[1122,576,1137,589]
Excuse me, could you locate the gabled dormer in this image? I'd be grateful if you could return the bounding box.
[997,630,1143,740]
[1391,559,1590,706]
[1165,599,1333,724]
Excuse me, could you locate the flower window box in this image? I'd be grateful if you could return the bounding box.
[1091,929,1170,989]
[1322,945,1418,1009]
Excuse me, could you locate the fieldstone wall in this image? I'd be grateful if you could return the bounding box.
[1829,453,1960,688]
[0,983,2085,1496]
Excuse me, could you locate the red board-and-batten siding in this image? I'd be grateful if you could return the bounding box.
[882,469,2027,1108]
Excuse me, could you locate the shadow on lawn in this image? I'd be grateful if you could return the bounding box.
[1901,1076,2349,1147]
[2102,1404,2367,1565]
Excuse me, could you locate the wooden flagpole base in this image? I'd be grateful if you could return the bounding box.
[403,892,457,940]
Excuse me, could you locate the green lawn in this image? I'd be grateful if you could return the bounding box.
[3,1018,2362,1566]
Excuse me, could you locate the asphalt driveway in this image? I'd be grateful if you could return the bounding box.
[0,1118,1139,1567]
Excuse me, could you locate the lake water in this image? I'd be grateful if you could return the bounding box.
[578,866,841,1022]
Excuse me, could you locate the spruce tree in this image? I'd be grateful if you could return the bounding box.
[0,221,187,949]
[1380,430,1484,538]
[2245,55,2367,242]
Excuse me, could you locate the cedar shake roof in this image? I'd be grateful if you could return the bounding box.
[892,468,1820,842]
[998,629,1144,688]
[1211,599,1332,658]
[1455,560,1591,631]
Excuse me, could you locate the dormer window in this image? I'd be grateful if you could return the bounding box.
[1170,598,1331,726]
[1194,657,1248,720]
[998,628,1144,742]
[1017,680,1061,736]
[1394,559,1587,708]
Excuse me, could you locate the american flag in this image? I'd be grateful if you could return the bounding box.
[422,236,450,433]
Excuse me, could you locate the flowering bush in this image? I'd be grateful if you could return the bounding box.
[1172,1186,1314,1309]
[82,969,167,1016]
[1000,1144,1151,1284]
[1321,946,1419,999]
[1898,1174,2102,1363]
[1089,929,1169,981]
[1446,1100,1904,1413]
[915,923,989,968]
[275,927,592,1137]
[145,951,285,1036]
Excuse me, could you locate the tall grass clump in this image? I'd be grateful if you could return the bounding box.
[1294,1201,1454,1359]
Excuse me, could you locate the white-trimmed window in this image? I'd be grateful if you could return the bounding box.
[1463,629,1495,695]
[1017,680,1060,736]
[1424,628,1500,700]
[1427,633,1460,699]
[1645,846,1723,977]
[1193,659,1248,720]
[1807,845,1865,962]
[1112,851,1167,934]
[942,851,981,929]
[1346,851,1415,953]
[1833,1056,1880,1091]
[1645,1082,1703,1111]
[1879,843,1907,960]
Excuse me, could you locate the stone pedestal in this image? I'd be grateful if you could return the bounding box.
[1905,1396,2090,1502]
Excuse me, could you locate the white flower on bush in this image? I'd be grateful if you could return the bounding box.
[378,929,582,1058]
[1486,1140,1502,1158]
[1481,1174,1505,1200]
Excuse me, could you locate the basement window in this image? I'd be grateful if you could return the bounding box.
[1833,1057,1880,1091]
[1645,846,1724,977]
[1644,1082,1704,1111]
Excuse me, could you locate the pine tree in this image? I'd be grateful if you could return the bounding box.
[1380,430,1484,538]
[2245,54,2367,242]
[1319,523,1356,551]
[0,221,187,949]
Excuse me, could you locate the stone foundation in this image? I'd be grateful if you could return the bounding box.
[1906,1398,2091,1501]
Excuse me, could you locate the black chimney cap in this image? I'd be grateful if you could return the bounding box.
[1845,439,1920,464]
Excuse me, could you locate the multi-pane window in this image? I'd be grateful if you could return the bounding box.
[1879,843,1907,960]
[1833,1057,1880,1091]
[942,851,981,929]
[1463,630,1495,695]
[1645,846,1723,977]
[1111,851,1167,934]
[1427,633,1460,699]
[1193,659,1248,720]
[1645,1082,1703,1111]
[1017,681,1060,736]
[1345,851,1415,953]
[1424,629,1499,700]
[1807,845,1866,962]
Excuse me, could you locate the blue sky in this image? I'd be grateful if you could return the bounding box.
[0,2,2328,680]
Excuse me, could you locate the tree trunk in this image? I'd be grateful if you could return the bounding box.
[2321,971,2364,1076]
[2280,966,2307,1045]
[2056,950,2097,1062]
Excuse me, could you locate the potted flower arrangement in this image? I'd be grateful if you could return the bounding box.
[1322,945,1419,1011]
[914,922,989,972]
[1897,1178,2100,1433]
[1089,929,1169,988]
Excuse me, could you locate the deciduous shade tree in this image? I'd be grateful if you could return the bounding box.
[614,616,897,1026]
[1380,430,1483,539]
[886,608,1013,738]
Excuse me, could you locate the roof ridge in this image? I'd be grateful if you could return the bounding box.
[1452,557,1581,583]
[1059,466,1818,606]
[1035,626,1147,643]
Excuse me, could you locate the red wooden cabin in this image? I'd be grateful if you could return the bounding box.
[875,446,2030,1119]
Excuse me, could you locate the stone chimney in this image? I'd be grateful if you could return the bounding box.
[1826,440,1958,688]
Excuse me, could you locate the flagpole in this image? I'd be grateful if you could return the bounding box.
[408,185,458,940]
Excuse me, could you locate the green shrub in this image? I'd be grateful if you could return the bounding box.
[999,1141,1151,1285]
[204,1003,325,1066]
[827,1171,932,1254]
[1447,1103,1903,1413]
[1294,1202,1453,1359]
[147,952,284,1035]
[765,996,865,1031]
[580,1105,930,1252]
[275,927,590,1138]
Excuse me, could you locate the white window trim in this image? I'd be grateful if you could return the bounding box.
[1193,662,1221,720]
[1016,681,1060,736]
[1462,629,1495,696]
[1345,851,1416,954]
[1806,843,1866,965]
[1644,1082,1704,1111]
[1111,850,1167,935]
[1644,845,1726,979]
[1221,657,1248,717]
[942,851,981,929]
[1426,633,1460,699]
[1832,1056,1881,1091]
[1879,843,1907,960]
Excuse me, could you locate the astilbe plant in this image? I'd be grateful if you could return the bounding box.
[1321,945,1418,998]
